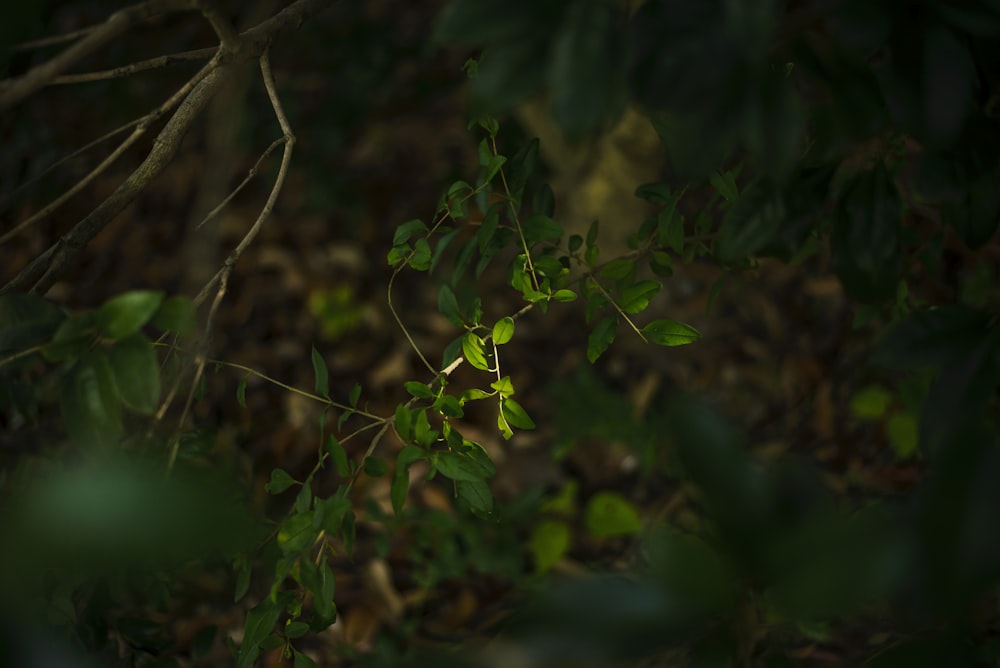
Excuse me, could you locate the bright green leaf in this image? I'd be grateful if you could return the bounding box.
[530,520,571,573]
[462,332,491,371]
[850,385,892,421]
[887,412,919,460]
[493,316,515,344]
[620,280,661,314]
[501,397,535,430]
[404,381,435,399]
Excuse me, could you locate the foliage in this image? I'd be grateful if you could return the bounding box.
[1,0,1000,666]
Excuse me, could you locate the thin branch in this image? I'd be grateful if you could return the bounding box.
[2,63,228,296]
[195,137,285,230]
[51,47,216,84]
[170,49,295,472]
[0,0,197,112]
[193,49,294,307]
[13,27,97,51]
[0,56,221,248]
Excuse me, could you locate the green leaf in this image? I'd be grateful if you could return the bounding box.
[409,238,432,271]
[236,377,247,408]
[522,214,563,246]
[311,346,329,398]
[349,383,361,407]
[887,412,919,460]
[460,388,493,403]
[620,280,661,314]
[477,203,501,254]
[434,394,464,418]
[850,385,892,421]
[234,559,251,603]
[60,350,122,448]
[237,598,282,668]
[151,296,196,336]
[462,332,491,371]
[484,154,507,184]
[501,397,535,430]
[642,319,701,346]
[587,315,618,363]
[295,481,312,513]
[0,293,65,353]
[435,451,495,482]
[530,519,571,573]
[326,434,350,477]
[710,170,740,203]
[108,334,160,415]
[716,182,785,263]
[552,289,577,302]
[394,403,413,441]
[391,445,427,515]
[316,557,336,622]
[393,219,427,246]
[490,375,514,398]
[599,258,635,282]
[363,457,389,477]
[97,290,164,340]
[438,284,464,326]
[585,491,641,537]
[265,469,297,495]
[285,621,310,639]
[456,478,494,516]
[277,512,316,554]
[586,219,600,248]
[404,381,435,399]
[43,312,98,361]
[493,316,515,344]
[294,650,319,668]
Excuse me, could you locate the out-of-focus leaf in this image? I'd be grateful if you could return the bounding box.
[97,290,164,341]
[716,182,785,263]
[456,478,493,516]
[0,294,65,352]
[530,519,571,573]
[585,491,641,537]
[108,334,160,415]
[60,350,122,448]
[151,296,196,336]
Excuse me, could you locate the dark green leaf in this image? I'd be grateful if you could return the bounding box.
[311,346,329,398]
[97,290,164,341]
[393,219,427,246]
[108,334,160,415]
[0,294,65,353]
[438,284,464,326]
[294,650,319,668]
[456,478,494,516]
[642,319,702,346]
[265,469,297,495]
[42,312,98,362]
[151,296,196,336]
[326,434,350,477]
[710,171,740,202]
[716,182,785,263]
[522,214,563,246]
[404,381,435,399]
[60,350,122,448]
[435,451,495,482]
[587,315,618,363]
[237,598,282,668]
[363,457,389,477]
[295,481,312,514]
[236,377,247,408]
[277,512,315,554]
[409,238,432,270]
[349,384,361,407]
[392,445,427,515]
[434,394,464,418]
[620,280,661,314]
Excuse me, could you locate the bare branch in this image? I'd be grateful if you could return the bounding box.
[1,64,228,296]
[195,0,241,52]
[51,47,215,84]
[0,56,222,250]
[0,0,197,112]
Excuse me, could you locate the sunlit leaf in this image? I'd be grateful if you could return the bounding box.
[493,316,515,344]
[585,491,641,537]
[531,519,571,573]
[642,319,701,346]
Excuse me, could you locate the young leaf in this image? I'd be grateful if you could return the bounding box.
[311,346,330,398]
[587,315,618,363]
[501,397,535,430]
[493,316,515,344]
[434,394,464,418]
[552,289,578,302]
[265,468,297,495]
[97,290,164,340]
[490,375,514,398]
[108,333,160,415]
[642,319,701,346]
[462,332,491,371]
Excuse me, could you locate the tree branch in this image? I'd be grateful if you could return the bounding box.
[0,0,197,112]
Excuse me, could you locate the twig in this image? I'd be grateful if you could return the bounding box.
[1,60,228,296]
[169,49,294,474]
[0,56,221,249]
[194,137,285,230]
[51,47,215,84]
[195,0,241,52]
[0,0,196,112]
